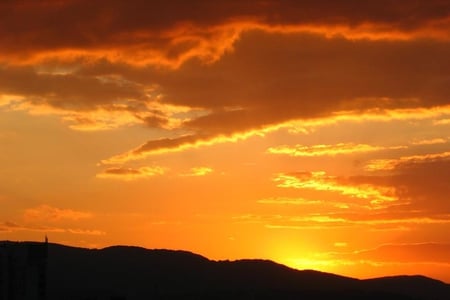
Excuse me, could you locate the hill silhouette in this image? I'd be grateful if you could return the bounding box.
[21,243,450,299]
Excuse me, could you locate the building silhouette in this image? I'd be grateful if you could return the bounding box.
[0,238,47,300]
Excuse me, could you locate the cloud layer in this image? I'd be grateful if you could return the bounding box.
[1,1,449,164]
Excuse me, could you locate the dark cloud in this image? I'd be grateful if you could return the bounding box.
[92,30,450,159]
[1,0,449,63]
[349,157,450,213]
[1,1,449,158]
[101,167,142,176]
[135,135,207,152]
[389,159,450,212]
[132,31,450,130]
[97,166,165,179]
[5,32,450,130]
[0,66,147,110]
[273,155,450,225]
[158,32,450,110]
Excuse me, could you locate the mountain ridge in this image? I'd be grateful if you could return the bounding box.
[3,241,449,299]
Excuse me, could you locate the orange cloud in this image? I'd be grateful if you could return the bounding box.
[334,242,348,248]
[96,166,166,181]
[257,197,322,205]
[434,118,450,125]
[257,197,352,210]
[0,67,203,131]
[411,138,448,146]
[0,221,64,233]
[267,143,393,157]
[274,172,397,208]
[66,229,106,236]
[23,205,93,222]
[101,104,450,163]
[1,3,450,169]
[0,221,104,236]
[349,158,450,214]
[102,129,269,164]
[181,167,213,177]
[365,151,450,171]
[230,210,450,232]
[263,213,450,231]
[285,105,450,133]
[1,1,450,68]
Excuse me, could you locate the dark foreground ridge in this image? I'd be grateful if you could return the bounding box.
[1,241,449,299]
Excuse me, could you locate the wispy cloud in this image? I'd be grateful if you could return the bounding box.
[263,214,450,231]
[66,229,106,236]
[267,143,400,157]
[96,166,166,181]
[411,138,448,146]
[257,197,321,205]
[433,118,450,125]
[334,242,348,248]
[102,105,450,164]
[101,129,269,164]
[274,172,396,208]
[23,205,93,222]
[181,167,213,177]
[0,221,104,235]
[365,151,450,171]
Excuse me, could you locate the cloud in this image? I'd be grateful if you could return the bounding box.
[384,160,450,212]
[273,146,450,212]
[101,105,450,163]
[347,154,450,215]
[434,118,450,125]
[0,66,198,131]
[411,138,448,146]
[263,213,450,231]
[267,143,398,157]
[102,129,268,164]
[1,0,450,67]
[1,2,450,163]
[0,221,64,233]
[0,221,104,235]
[257,197,352,210]
[257,197,322,205]
[365,151,450,171]
[100,28,450,161]
[0,67,144,109]
[23,204,93,222]
[66,229,106,236]
[334,242,348,248]
[267,154,450,229]
[274,171,397,208]
[181,167,213,177]
[96,166,166,180]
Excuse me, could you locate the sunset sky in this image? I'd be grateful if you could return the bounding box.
[1,0,450,282]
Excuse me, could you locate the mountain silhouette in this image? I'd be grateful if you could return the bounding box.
[5,242,450,299]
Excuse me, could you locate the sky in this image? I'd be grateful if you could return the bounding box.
[1,0,450,282]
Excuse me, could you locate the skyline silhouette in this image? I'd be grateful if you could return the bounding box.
[2,240,450,300]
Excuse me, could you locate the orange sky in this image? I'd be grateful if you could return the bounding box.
[1,0,450,283]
